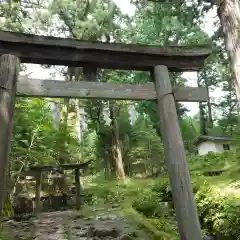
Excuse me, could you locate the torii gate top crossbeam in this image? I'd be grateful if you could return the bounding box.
[0,30,211,71]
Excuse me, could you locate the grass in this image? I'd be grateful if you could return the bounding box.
[82,151,240,239]
[83,173,179,239]
[3,151,240,239]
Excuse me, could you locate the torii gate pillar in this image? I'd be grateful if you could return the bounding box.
[153,65,202,240]
[0,54,20,216]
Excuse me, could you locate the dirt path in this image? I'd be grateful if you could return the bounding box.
[1,210,151,240]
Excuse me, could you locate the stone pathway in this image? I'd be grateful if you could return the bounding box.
[1,211,151,240]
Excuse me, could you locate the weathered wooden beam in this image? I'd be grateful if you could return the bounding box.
[35,171,41,214]
[74,169,81,211]
[0,54,20,217]
[16,77,208,102]
[153,65,202,240]
[28,162,91,172]
[48,174,73,179]
[0,30,211,71]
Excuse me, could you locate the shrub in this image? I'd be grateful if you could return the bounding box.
[132,189,163,217]
[138,161,240,239]
[132,179,176,218]
[2,199,14,217]
[151,178,172,202]
[188,151,237,174]
[195,180,240,238]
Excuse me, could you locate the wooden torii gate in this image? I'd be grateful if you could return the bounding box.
[24,161,91,213]
[0,30,211,240]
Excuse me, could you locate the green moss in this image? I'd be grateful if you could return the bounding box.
[122,206,178,240]
[82,151,240,239]
[84,176,178,239]
[0,225,9,240]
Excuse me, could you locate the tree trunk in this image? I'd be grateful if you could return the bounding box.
[104,159,109,179]
[51,101,60,130]
[72,67,84,145]
[218,0,240,103]
[197,74,207,135]
[109,102,125,180]
[56,68,74,197]
[228,80,234,135]
[199,103,207,135]
[0,55,20,216]
[75,100,83,144]
[205,83,213,128]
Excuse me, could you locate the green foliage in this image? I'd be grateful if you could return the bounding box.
[85,104,165,177]
[2,199,13,217]
[11,98,56,166]
[7,97,82,200]
[123,207,178,240]
[126,115,165,176]
[123,150,240,238]
[132,189,163,218]
[195,179,240,238]
[83,175,178,239]
[180,116,199,153]
[151,178,172,202]
[135,150,240,238]
[50,0,128,40]
[127,0,211,137]
[0,229,9,240]
[188,151,238,174]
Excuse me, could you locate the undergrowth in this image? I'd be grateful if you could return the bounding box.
[1,151,239,239]
[188,151,238,173]
[84,175,179,239]
[84,151,240,239]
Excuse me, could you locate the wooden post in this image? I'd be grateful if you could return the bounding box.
[35,171,41,214]
[74,169,81,210]
[153,65,202,240]
[0,54,20,216]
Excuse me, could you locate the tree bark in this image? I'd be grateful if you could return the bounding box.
[35,172,41,214]
[73,67,84,145]
[75,100,83,144]
[205,83,213,128]
[218,0,240,104]
[74,169,81,210]
[199,103,207,135]
[197,74,207,135]
[109,102,125,180]
[154,65,202,240]
[57,67,73,198]
[0,55,20,216]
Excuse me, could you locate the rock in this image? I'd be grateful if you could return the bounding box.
[88,226,120,238]
[13,194,33,215]
[129,231,138,238]
[120,234,134,240]
[88,226,96,237]
[0,217,10,222]
[72,214,84,220]
[96,215,118,220]
[75,230,88,237]
[74,225,82,229]
[112,203,120,209]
